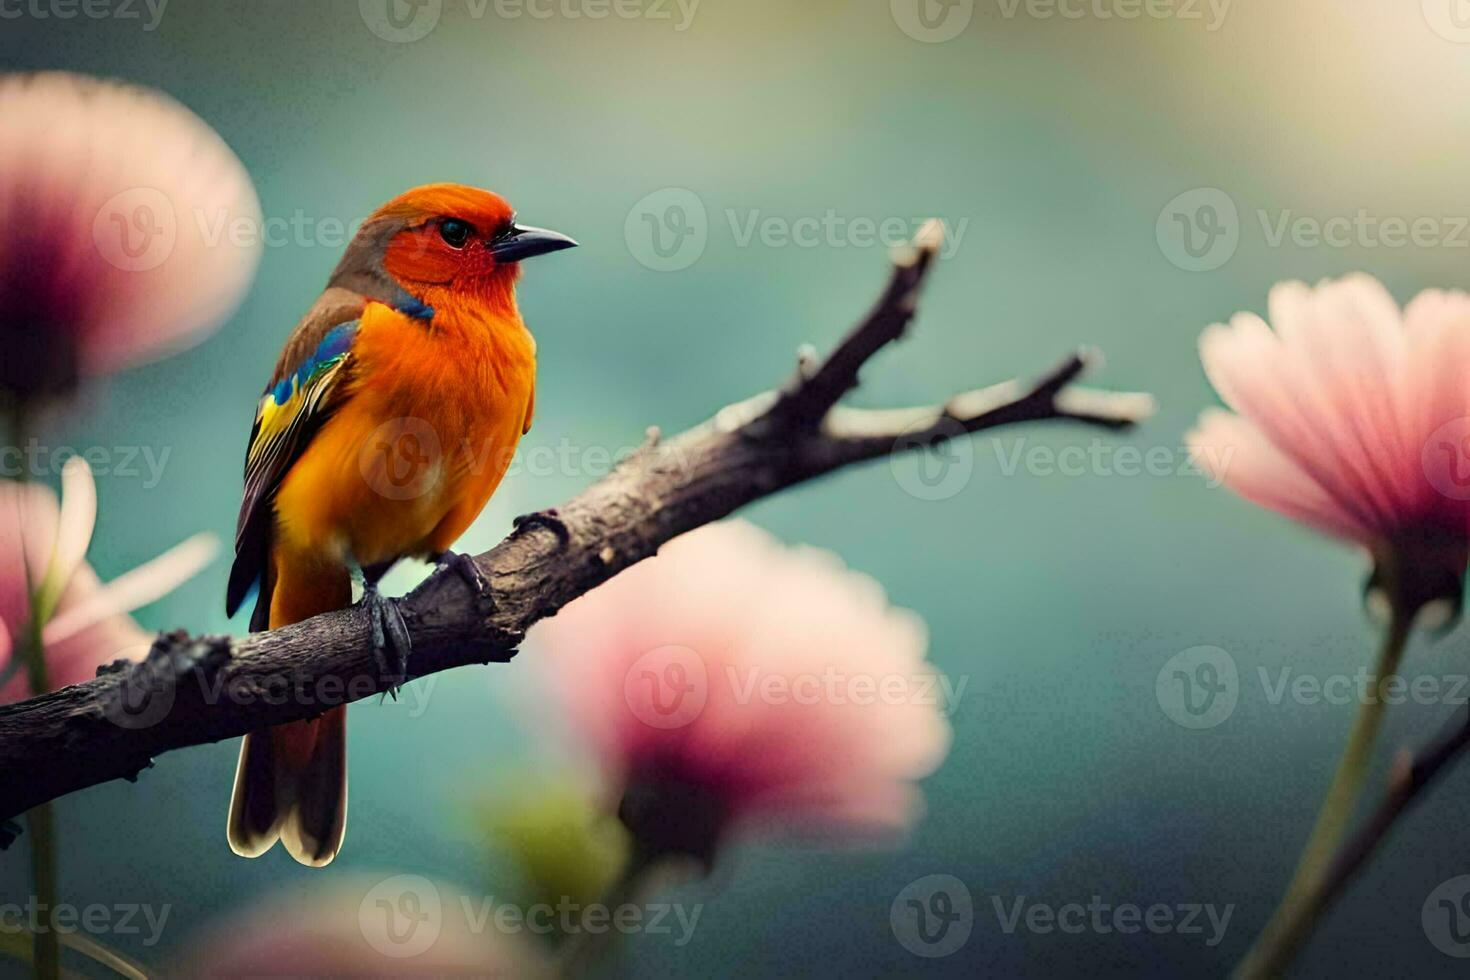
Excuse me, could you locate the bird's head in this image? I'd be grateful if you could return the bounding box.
[328,182,576,317]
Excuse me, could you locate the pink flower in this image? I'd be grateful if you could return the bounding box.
[0,457,216,702]
[530,521,952,865]
[174,874,551,978]
[1188,274,1470,620]
[0,72,260,403]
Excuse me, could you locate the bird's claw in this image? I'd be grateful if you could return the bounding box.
[361,584,411,700]
[433,549,490,593]
[432,549,494,615]
[512,508,571,550]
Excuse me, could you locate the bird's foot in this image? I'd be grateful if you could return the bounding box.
[512,508,571,550]
[360,582,411,700]
[431,549,495,616]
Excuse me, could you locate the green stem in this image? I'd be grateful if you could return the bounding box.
[8,406,60,980]
[26,803,58,980]
[1233,607,1414,979]
[559,844,669,979]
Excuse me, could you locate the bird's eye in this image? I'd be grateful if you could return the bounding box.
[439,219,473,249]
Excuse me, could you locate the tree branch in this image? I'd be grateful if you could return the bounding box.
[1307,704,1470,928]
[0,223,1153,829]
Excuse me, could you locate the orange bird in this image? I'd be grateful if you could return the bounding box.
[223,184,575,865]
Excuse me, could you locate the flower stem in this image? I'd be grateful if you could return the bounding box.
[1233,607,1413,979]
[26,802,58,980]
[8,405,61,980]
[559,844,669,979]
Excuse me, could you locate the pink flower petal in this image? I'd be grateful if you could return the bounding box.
[530,520,952,851]
[1195,273,1470,557]
[0,480,59,634]
[1188,409,1372,542]
[0,73,261,397]
[42,455,97,606]
[41,562,151,691]
[44,532,216,647]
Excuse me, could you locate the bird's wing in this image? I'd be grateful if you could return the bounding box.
[226,288,366,621]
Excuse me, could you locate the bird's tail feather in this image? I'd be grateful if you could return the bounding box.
[226,545,351,866]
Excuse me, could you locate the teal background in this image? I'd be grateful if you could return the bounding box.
[4,1,1470,975]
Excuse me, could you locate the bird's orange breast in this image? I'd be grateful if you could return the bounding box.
[272,300,535,567]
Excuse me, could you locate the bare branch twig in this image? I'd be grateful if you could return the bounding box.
[1313,705,1470,918]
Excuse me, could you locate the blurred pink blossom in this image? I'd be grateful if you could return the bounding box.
[175,874,550,978]
[0,457,216,702]
[1189,274,1470,619]
[531,521,952,864]
[0,72,261,402]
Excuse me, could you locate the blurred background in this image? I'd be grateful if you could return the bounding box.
[4,0,1470,975]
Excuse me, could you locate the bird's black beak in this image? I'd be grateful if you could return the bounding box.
[489,223,578,263]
